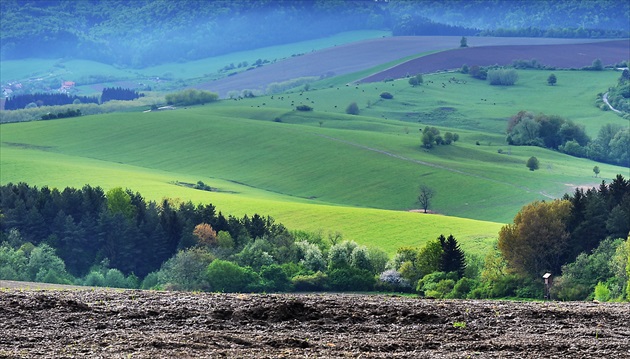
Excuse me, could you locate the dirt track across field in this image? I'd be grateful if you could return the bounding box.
[1,288,629,358]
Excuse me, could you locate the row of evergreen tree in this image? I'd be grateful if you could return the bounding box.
[563,175,630,263]
[4,87,144,110]
[100,87,144,103]
[4,93,98,110]
[0,183,281,278]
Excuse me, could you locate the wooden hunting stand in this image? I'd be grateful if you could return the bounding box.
[543,273,552,300]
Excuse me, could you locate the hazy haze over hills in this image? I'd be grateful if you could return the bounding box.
[1,0,628,68]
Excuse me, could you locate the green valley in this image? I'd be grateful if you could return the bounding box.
[2,69,627,256]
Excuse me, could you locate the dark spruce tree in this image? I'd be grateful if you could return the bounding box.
[438,234,466,278]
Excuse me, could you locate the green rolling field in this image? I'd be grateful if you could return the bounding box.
[1,68,627,255]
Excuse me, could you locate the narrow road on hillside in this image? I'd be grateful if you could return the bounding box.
[315,133,555,199]
[602,92,622,114]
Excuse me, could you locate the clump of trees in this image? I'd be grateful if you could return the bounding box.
[296,105,313,111]
[421,126,459,148]
[602,66,630,114]
[497,175,630,300]
[408,74,423,87]
[487,69,518,86]
[266,77,318,95]
[165,89,219,106]
[387,234,469,298]
[40,108,81,120]
[506,110,628,166]
[380,92,394,99]
[468,65,488,80]
[346,102,359,115]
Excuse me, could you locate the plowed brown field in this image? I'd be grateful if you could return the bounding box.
[1,288,629,358]
[359,40,630,83]
[196,36,611,97]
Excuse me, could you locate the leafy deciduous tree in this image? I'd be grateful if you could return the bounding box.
[418,185,435,213]
[408,74,423,86]
[526,156,539,171]
[346,102,359,115]
[193,223,217,247]
[498,200,572,278]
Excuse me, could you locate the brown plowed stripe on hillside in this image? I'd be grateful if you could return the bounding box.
[359,40,630,83]
[195,36,610,97]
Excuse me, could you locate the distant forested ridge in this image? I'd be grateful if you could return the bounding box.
[1,0,628,68]
[390,0,630,36]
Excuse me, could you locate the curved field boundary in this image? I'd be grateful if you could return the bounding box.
[196,36,606,97]
[358,40,630,83]
[314,133,554,199]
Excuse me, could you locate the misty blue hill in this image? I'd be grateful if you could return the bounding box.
[1,0,628,68]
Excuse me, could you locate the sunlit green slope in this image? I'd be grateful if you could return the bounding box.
[1,69,627,254]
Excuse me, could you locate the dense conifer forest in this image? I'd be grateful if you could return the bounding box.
[1,178,627,300]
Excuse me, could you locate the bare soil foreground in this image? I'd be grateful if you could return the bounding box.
[1,288,629,358]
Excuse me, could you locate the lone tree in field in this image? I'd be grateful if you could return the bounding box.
[593,165,600,177]
[418,185,435,213]
[547,73,557,86]
[526,156,540,171]
[408,74,423,87]
[460,36,468,48]
[346,102,359,115]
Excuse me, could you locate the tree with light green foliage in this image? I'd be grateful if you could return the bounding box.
[106,187,135,219]
[205,259,261,292]
[157,248,215,291]
[552,238,625,301]
[296,240,326,272]
[0,243,28,281]
[165,89,218,106]
[27,243,72,284]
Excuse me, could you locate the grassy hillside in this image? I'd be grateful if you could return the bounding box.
[1,69,627,255]
[0,144,500,257]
